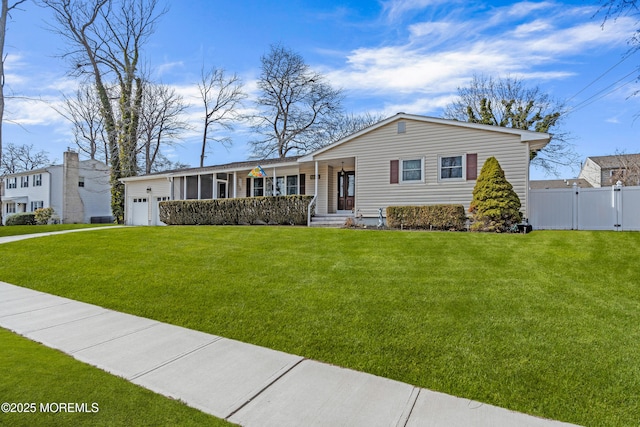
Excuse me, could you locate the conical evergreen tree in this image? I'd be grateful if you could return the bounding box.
[469,157,522,232]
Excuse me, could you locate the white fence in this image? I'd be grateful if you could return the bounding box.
[529,184,640,231]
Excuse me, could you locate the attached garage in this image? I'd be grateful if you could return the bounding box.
[130,197,150,226]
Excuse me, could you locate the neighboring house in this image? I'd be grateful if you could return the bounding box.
[2,150,112,224]
[578,154,640,187]
[120,113,550,226]
[529,179,592,190]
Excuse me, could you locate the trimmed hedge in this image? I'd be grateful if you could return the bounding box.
[5,213,37,226]
[159,195,314,226]
[386,205,467,231]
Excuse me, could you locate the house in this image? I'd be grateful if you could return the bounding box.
[529,179,592,190]
[120,113,550,226]
[578,154,640,187]
[2,150,112,224]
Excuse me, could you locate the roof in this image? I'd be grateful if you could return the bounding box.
[120,156,302,182]
[586,153,640,169]
[299,113,551,162]
[529,179,592,189]
[2,158,109,178]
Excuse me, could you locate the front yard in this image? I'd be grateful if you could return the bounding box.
[0,226,638,426]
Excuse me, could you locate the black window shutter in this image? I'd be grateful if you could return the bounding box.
[299,174,306,195]
[246,178,251,197]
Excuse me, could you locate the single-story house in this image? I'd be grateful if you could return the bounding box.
[2,150,112,224]
[120,113,550,226]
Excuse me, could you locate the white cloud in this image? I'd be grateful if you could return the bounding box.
[382,0,452,22]
[325,2,636,117]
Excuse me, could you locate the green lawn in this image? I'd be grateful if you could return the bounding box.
[0,328,233,426]
[0,226,638,426]
[0,223,115,237]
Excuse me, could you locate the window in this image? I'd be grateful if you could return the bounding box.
[401,159,423,182]
[440,155,464,180]
[7,177,16,189]
[286,175,298,195]
[186,175,198,199]
[78,177,85,187]
[6,203,16,214]
[397,121,406,134]
[33,174,42,186]
[200,174,213,199]
[30,201,44,212]
[253,178,264,197]
[21,176,29,188]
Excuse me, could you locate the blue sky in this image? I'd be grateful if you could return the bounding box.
[5,0,640,179]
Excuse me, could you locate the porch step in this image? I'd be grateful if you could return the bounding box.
[309,214,353,228]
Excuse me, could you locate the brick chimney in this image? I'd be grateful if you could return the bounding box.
[62,150,85,223]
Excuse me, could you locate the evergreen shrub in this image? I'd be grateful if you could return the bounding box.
[469,156,522,232]
[159,195,314,226]
[5,213,37,226]
[34,207,55,225]
[386,204,467,231]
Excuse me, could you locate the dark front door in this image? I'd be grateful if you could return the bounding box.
[337,171,355,211]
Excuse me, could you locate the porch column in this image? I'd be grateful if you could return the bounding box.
[314,161,318,197]
[233,172,237,198]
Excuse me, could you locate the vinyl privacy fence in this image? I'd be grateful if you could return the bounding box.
[529,184,640,231]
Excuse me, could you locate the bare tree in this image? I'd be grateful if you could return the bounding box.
[320,112,386,145]
[56,83,109,163]
[136,82,190,174]
[197,67,245,167]
[150,152,189,173]
[444,75,579,175]
[611,151,640,186]
[41,0,166,223]
[251,44,343,159]
[0,0,27,225]
[1,143,50,175]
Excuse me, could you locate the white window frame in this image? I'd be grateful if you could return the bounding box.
[438,154,466,182]
[7,177,17,189]
[33,174,42,187]
[21,176,29,188]
[400,158,424,183]
[6,203,16,214]
[286,175,298,195]
[30,201,44,212]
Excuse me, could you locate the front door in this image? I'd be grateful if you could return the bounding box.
[337,171,355,211]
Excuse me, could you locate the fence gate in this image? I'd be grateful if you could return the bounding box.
[529,183,640,231]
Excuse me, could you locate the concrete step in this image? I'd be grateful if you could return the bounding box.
[309,215,353,228]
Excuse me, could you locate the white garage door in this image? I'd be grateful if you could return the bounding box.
[131,197,149,225]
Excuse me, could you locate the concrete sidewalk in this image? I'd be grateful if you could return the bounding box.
[0,226,126,245]
[0,281,580,427]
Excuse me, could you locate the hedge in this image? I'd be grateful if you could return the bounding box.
[159,195,314,226]
[386,205,467,231]
[5,213,37,226]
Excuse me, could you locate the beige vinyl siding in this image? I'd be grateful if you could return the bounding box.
[312,119,530,217]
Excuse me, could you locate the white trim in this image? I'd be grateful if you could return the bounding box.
[438,154,466,182]
[399,157,425,183]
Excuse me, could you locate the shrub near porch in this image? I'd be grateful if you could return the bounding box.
[160,195,313,225]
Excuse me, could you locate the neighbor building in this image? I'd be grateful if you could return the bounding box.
[578,153,640,187]
[2,150,112,224]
